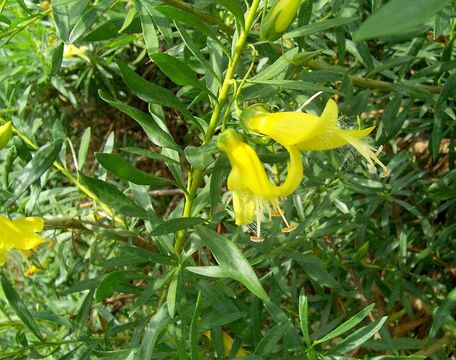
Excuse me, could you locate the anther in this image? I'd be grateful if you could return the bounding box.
[281,225,297,233]
[270,210,281,217]
[250,235,264,242]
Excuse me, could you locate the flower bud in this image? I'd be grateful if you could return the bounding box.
[260,0,303,41]
[0,121,12,150]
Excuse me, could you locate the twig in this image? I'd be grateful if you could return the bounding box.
[305,60,441,94]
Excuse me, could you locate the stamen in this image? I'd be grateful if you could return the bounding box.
[250,235,264,242]
[270,210,281,217]
[276,206,290,229]
[281,225,297,233]
[254,208,263,239]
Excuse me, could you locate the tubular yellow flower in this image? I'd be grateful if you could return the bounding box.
[244,99,390,177]
[260,0,303,41]
[0,216,48,266]
[0,121,12,150]
[217,129,302,240]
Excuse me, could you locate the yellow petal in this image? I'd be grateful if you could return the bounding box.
[12,217,45,233]
[232,191,256,225]
[277,145,303,196]
[0,249,7,266]
[246,99,339,146]
[248,112,322,146]
[0,215,47,250]
[218,129,279,196]
[297,127,374,151]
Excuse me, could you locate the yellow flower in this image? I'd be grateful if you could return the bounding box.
[0,121,12,150]
[260,0,303,41]
[0,216,48,266]
[217,129,302,241]
[63,44,89,61]
[243,99,390,177]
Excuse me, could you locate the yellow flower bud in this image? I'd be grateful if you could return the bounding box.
[260,0,303,41]
[0,121,12,150]
[40,1,51,11]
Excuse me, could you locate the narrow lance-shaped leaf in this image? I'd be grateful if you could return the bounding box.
[195,226,269,302]
[99,90,182,153]
[96,152,175,189]
[1,273,43,340]
[315,303,375,344]
[151,217,206,236]
[116,60,195,122]
[353,0,450,41]
[2,140,62,210]
[80,174,148,219]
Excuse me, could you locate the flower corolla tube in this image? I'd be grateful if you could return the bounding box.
[0,216,48,266]
[242,98,390,177]
[217,129,303,241]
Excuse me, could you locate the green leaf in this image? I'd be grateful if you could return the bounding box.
[81,174,148,219]
[190,292,203,360]
[195,226,269,302]
[299,290,311,347]
[353,0,450,41]
[154,5,226,54]
[3,140,62,210]
[150,217,206,236]
[75,289,95,332]
[69,0,117,43]
[429,287,456,340]
[140,305,170,360]
[78,127,91,171]
[247,79,336,94]
[1,273,43,340]
[284,17,358,39]
[95,271,125,302]
[315,304,375,344]
[99,90,182,153]
[50,42,64,77]
[96,152,173,188]
[137,0,159,56]
[186,266,227,278]
[254,322,288,356]
[329,316,388,355]
[150,52,214,97]
[121,147,182,167]
[116,60,195,122]
[218,0,244,27]
[288,252,340,288]
[118,1,136,33]
[166,269,179,318]
[174,23,221,84]
[250,48,299,82]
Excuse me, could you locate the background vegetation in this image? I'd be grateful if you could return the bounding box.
[0,0,455,358]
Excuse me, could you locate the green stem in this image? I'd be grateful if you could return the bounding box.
[173,0,262,255]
